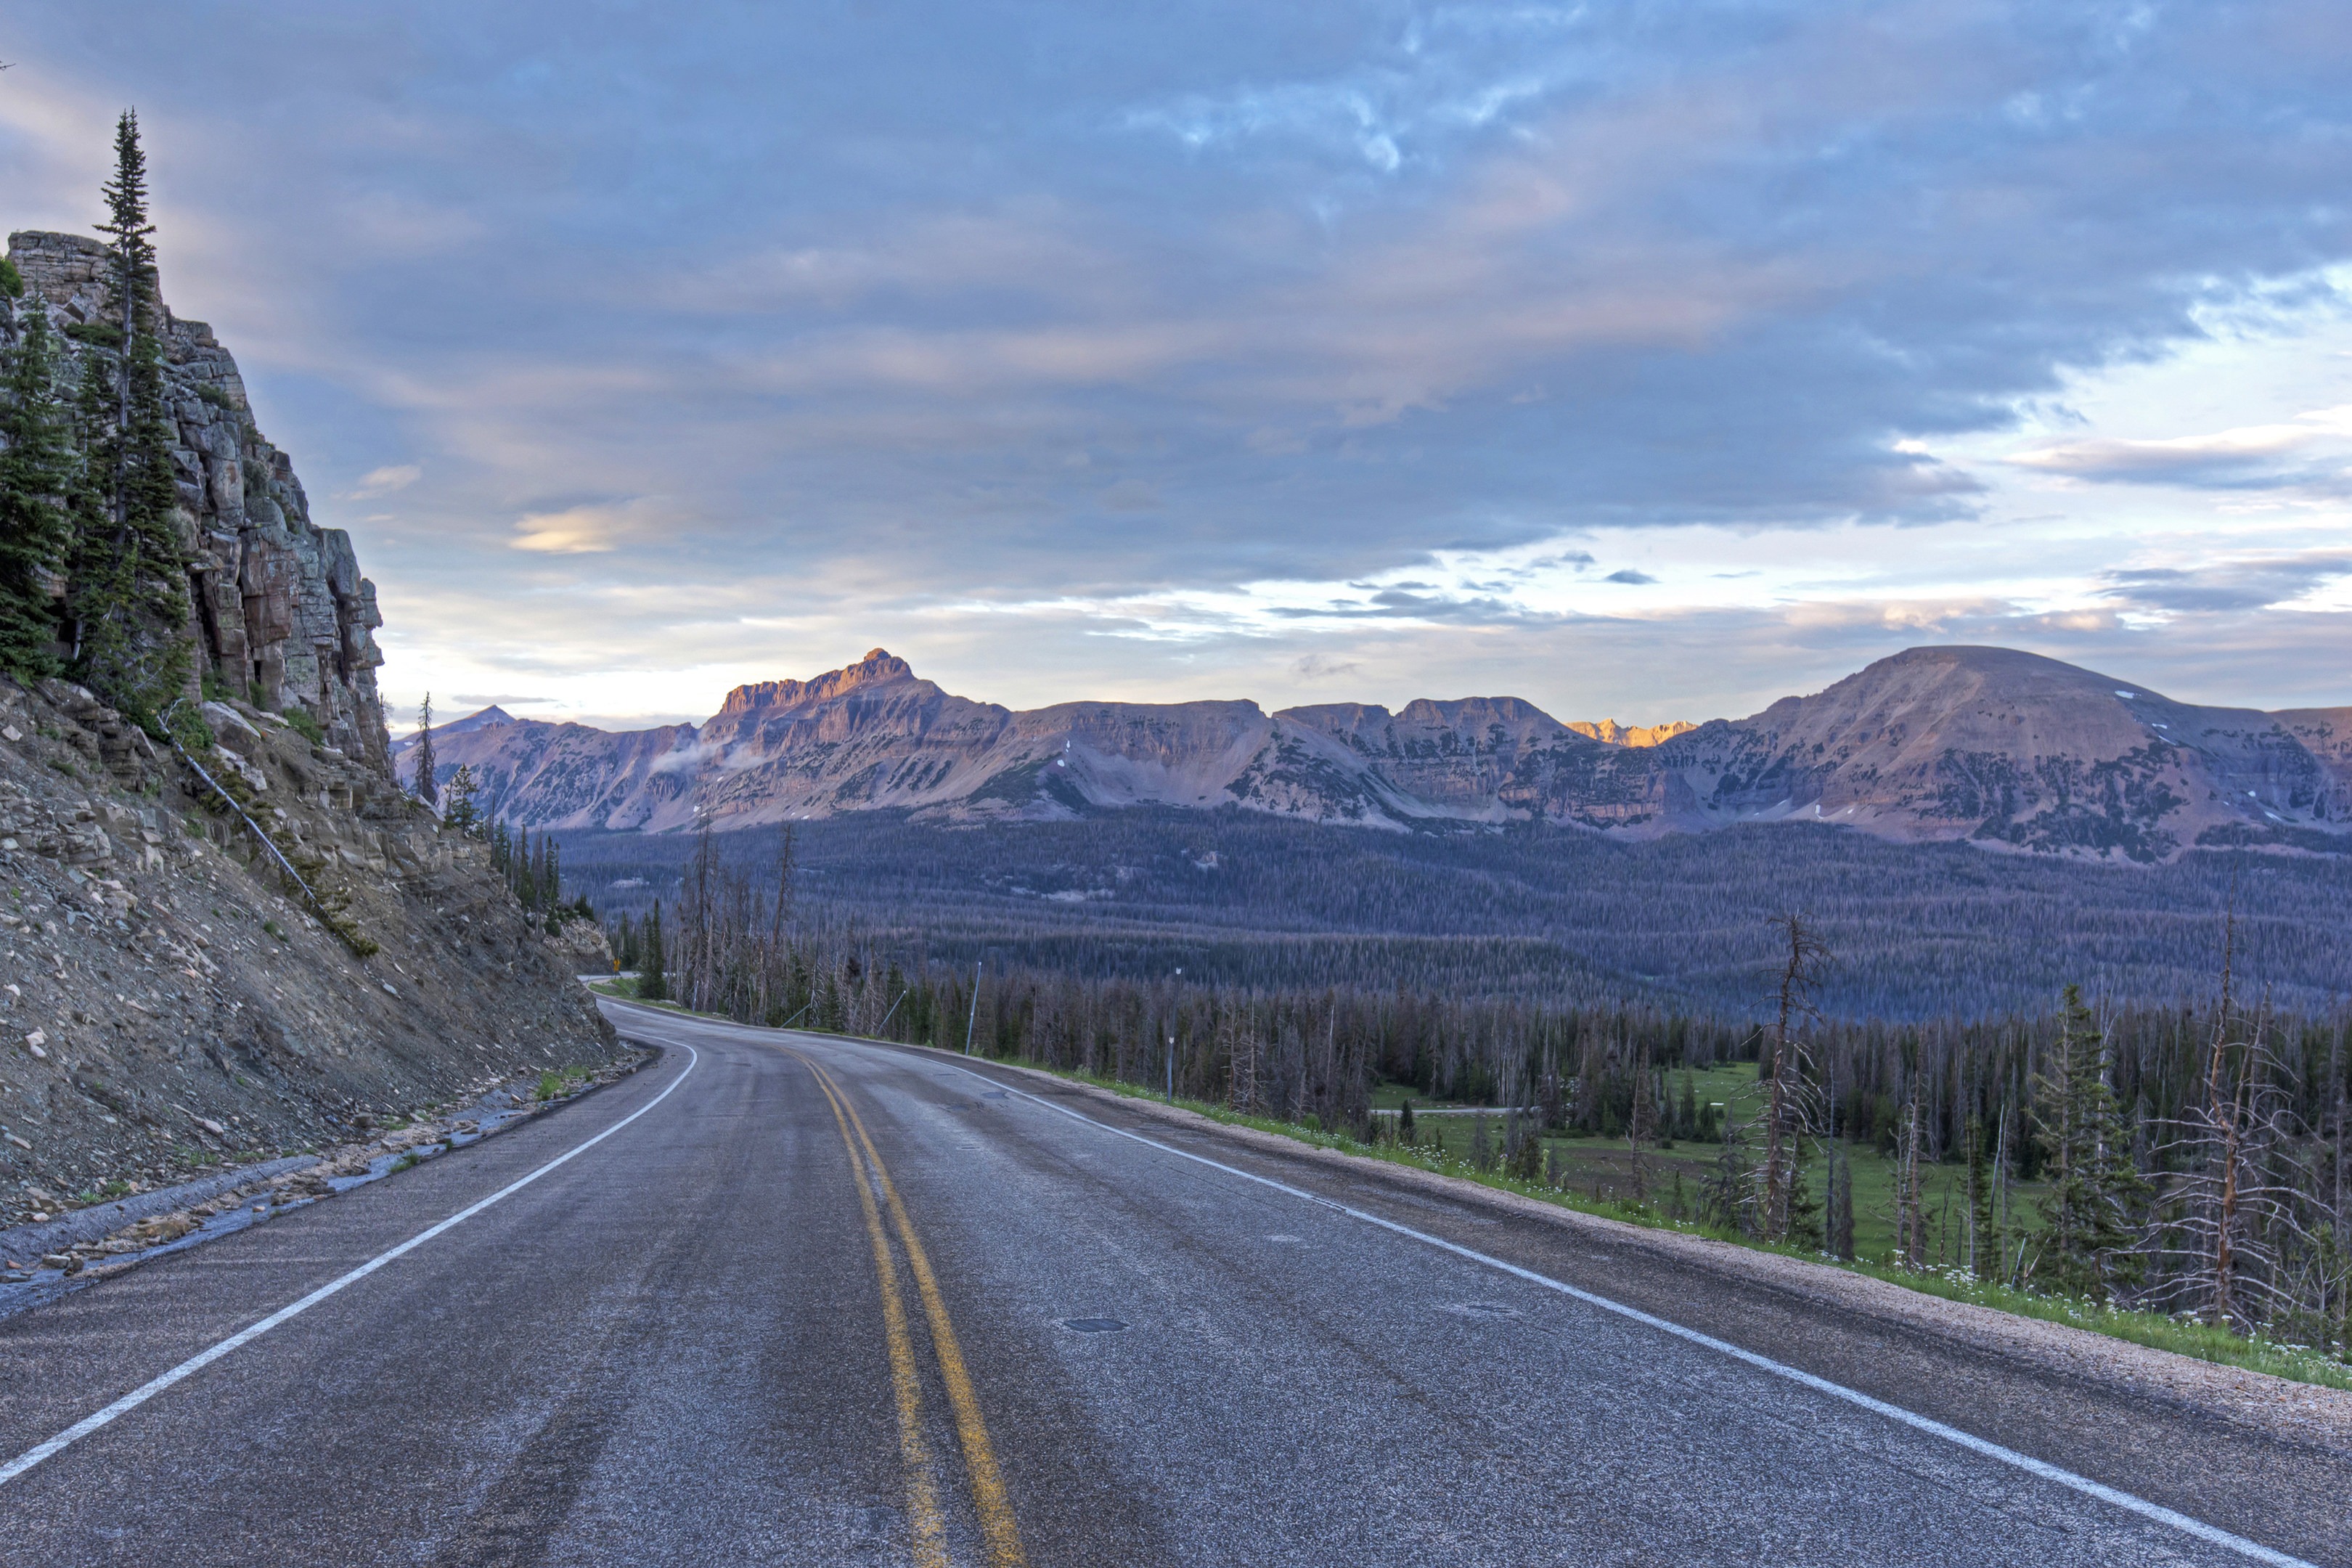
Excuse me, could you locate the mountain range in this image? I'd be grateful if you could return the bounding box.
[400,645,2352,863]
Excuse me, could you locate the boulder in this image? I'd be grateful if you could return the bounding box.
[203,702,262,755]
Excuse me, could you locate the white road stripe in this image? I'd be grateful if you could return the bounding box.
[0,1043,700,1489]
[907,1051,2315,1568]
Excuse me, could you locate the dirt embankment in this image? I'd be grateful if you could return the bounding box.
[0,677,618,1228]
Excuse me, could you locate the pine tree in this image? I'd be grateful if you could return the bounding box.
[68,110,192,730]
[441,763,481,835]
[0,294,71,679]
[2035,986,2150,1302]
[412,693,438,806]
[639,901,669,1000]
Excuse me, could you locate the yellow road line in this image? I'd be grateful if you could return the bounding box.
[807,1063,950,1568]
[808,1058,1029,1568]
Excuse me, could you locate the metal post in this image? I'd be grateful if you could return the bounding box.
[963,960,981,1055]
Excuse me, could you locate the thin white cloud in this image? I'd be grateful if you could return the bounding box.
[2006,405,2352,481]
[347,463,422,499]
[510,498,677,554]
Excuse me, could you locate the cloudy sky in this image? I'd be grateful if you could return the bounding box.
[5,1,2351,730]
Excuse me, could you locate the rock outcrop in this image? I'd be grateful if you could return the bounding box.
[6,232,390,768]
[0,230,616,1225]
[405,645,2349,862]
[1567,719,1696,748]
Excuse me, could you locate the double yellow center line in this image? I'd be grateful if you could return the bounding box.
[796,1052,1026,1568]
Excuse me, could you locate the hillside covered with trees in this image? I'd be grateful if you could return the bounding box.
[562,810,2352,1019]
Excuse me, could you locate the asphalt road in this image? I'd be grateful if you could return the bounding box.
[1,999,2345,1567]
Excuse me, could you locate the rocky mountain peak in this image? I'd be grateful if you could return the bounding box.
[715,648,922,716]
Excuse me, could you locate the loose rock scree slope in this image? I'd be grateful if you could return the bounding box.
[0,663,618,1228]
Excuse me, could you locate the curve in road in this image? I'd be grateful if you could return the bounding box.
[0,998,2340,1567]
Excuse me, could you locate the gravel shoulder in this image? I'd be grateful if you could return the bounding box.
[0,1049,651,1314]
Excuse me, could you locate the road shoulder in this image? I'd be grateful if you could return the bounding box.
[890,1038,2352,1456]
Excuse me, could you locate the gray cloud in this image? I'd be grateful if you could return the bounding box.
[1604,568,1658,585]
[2100,552,2352,614]
[1291,653,1361,681]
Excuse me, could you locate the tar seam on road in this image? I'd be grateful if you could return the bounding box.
[799,1050,1029,1568]
[0,1043,702,1491]
[804,1053,952,1568]
[926,1055,2318,1568]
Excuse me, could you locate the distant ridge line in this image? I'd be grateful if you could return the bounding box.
[398,644,2352,865]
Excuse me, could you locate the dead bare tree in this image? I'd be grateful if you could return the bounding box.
[1896,1098,1926,1268]
[1223,1012,1257,1114]
[1760,914,1829,1243]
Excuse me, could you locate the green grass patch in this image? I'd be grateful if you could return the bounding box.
[536,1065,593,1101]
[1842,1262,2352,1392]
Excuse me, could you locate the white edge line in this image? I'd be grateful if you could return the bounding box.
[0,1042,700,1488]
[917,1054,2314,1568]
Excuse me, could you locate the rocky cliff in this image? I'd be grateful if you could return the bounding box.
[7,232,389,766]
[1567,718,1696,748]
[407,645,2350,862]
[0,232,616,1225]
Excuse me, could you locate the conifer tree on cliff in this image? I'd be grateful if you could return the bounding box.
[0,283,72,680]
[412,693,438,807]
[441,762,481,836]
[68,110,193,731]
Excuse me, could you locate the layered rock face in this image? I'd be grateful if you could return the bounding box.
[1567,719,1696,747]
[5,232,389,769]
[410,645,2348,862]
[0,231,616,1219]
